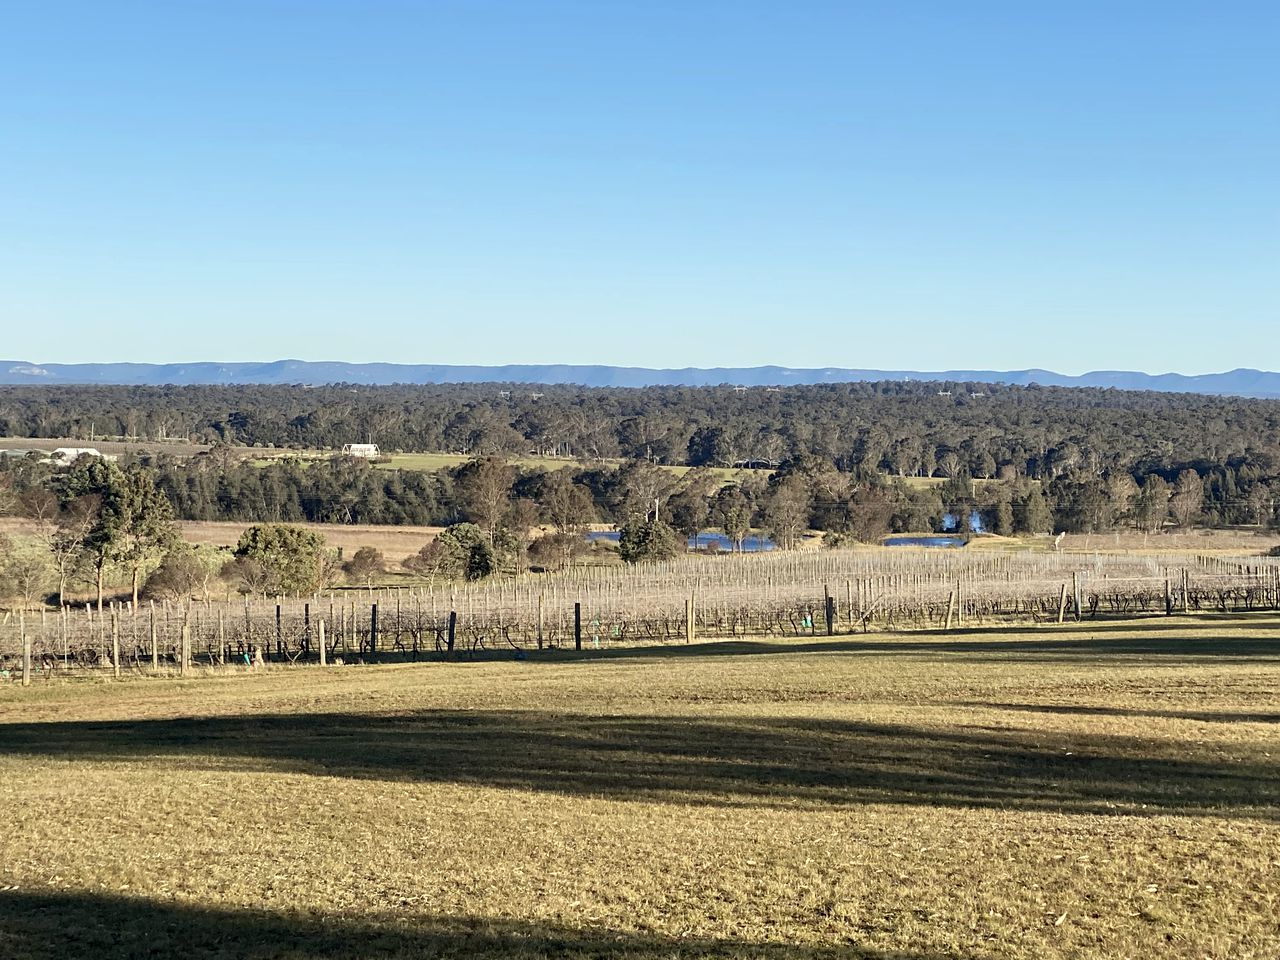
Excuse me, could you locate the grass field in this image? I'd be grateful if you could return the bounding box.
[378,452,582,473]
[2,615,1277,959]
[375,453,754,486]
[179,519,443,558]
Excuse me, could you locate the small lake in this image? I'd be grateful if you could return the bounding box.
[883,536,967,548]
[585,531,775,552]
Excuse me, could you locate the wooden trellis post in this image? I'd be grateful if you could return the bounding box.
[111,610,120,679]
[149,602,158,670]
[21,610,30,687]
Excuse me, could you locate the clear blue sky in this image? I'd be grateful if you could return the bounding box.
[2,1,1276,374]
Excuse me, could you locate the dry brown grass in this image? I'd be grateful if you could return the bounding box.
[0,517,40,538]
[1060,528,1280,555]
[1,615,1277,959]
[178,519,442,559]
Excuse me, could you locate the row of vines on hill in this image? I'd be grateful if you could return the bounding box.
[4,549,1279,679]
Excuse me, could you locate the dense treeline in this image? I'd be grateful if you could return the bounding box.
[3,440,1279,609]
[2,382,1279,582]
[3,381,1279,480]
[5,443,1278,548]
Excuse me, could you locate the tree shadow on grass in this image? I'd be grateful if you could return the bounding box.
[0,889,957,960]
[2,708,1275,820]
[955,702,1280,724]
[541,621,1280,667]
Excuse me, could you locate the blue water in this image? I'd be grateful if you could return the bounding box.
[883,536,967,548]
[691,532,775,552]
[942,510,984,533]
[585,531,775,552]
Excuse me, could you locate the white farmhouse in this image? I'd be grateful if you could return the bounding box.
[341,443,381,459]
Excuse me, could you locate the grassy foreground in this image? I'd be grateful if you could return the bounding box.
[1,617,1278,959]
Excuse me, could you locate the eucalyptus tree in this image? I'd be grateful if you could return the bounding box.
[713,485,753,552]
[232,524,330,597]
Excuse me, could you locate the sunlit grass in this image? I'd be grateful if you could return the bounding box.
[1,617,1277,959]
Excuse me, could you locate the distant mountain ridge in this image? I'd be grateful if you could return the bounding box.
[3,360,1279,398]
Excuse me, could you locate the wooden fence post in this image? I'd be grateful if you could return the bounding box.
[574,602,582,651]
[537,593,544,650]
[370,603,379,656]
[1057,583,1068,624]
[149,602,158,671]
[21,610,30,687]
[944,589,955,631]
[447,610,456,653]
[111,610,121,679]
[180,624,191,677]
[318,619,327,667]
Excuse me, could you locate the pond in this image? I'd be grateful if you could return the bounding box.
[883,536,968,548]
[585,531,775,552]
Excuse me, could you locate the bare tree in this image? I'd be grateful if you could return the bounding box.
[540,469,596,537]
[763,474,811,549]
[938,451,963,480]
[49,495,101,604]
[615,461,677,522]
[1170,469,1204,528]
[0,535,55,608]
[455,456,515,540]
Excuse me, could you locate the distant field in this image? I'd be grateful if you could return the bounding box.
[0,436,225,459]
[1059,528,1280,555]
[0,436,307,462]
[378,452,581,473]
[0,435,984,489]
[180,519,441,558]
[0,435,763,483]
[945,529,1280,554]
[3,514,1275,567]
[1,616,1277,959]
[377,453,755,485]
